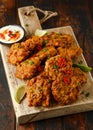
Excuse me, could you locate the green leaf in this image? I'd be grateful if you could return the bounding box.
[29,60,34,65]
[43,40,48,46]
[53,65,59,69]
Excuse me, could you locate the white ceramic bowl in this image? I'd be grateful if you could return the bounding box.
[0,25,25,44]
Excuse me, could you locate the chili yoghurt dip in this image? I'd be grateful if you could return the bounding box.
[0,25,25,44]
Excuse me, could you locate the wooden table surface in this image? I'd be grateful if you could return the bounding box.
[0,0,93,130]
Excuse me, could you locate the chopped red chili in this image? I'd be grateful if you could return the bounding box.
[63,77,71,84]
[0,33,5,39]
[65,69,72,75]
[57,57,67,68]
[8,30,12,36]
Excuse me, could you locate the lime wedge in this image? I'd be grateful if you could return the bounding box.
[14,85,26,104]
[35,29,47,37]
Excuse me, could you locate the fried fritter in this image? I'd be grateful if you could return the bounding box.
[51,68,87,105]
[21,36,43,50]
[7,31,88,107]
[26,73,52,107]
[44,33,75,48]
[15,47,57,79]
[72,67,87,85]
[45,55,72,80]
[15,57,41,79]
[7,36,43,65]
[57,45,82,59]
[7,33,75,65]
[7,43,30,65]
[34,46,57,60]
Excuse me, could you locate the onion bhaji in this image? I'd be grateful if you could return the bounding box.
[45,55,73,80]
[15,57,40,79]
[7,33,75,65]
[7,36,43,65]
[44,33,75,48]
[15,46,57,79]
[26,73,52,107]
[72,67,87,86]
[51,68,87,105]
[33,46,57,61]
[7,31,88,107]
[57,45,82,59]
[7,43,30,65]
[21,36,43,50]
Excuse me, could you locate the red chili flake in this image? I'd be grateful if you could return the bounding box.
[8,30,13,36]
[63,77,71,84]
[0,33,5,39]
[38,66,42,72]
[8,30,12,34]
[65,69,72,75]
[37,45,42,50]
[57,57,67,68]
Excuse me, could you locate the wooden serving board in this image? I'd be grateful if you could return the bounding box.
[18,6,42,36]
[0,6,93,125]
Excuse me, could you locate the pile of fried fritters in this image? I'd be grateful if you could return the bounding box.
[7,32,87,107]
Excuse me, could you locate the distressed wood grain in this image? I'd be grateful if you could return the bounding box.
[0,0,93,130]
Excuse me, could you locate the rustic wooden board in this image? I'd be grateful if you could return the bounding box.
[18,6,42,36]
[0,6,93,125]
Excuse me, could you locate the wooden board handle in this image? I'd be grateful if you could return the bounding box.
[18,6,42,37]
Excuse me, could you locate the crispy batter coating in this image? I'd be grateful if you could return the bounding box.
[7,33,75,65]
[72,68,87,85]
[21,36,43,50]
[7,43,30,65]
[51,68,87,105]
[7,36,43,65]
[34,46,57,60]
[44,33,75,48]
[7,31,88,107]
[15,47,57,79]
[45,55,72,80]
[26,73,51,107]
[15,57,41,79]
[57,45,82,59]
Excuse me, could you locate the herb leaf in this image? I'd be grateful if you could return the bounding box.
[53,65,59,69]
[29,60,34,65]
[43,40,48,46]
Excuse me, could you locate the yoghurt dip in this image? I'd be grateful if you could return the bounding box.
[0,25,25,44]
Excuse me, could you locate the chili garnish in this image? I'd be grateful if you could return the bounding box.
[0,33,5,39]
[65,69,72,75]
[57,57,67,68]
[63,77,71,84]
[8,30,12,36]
